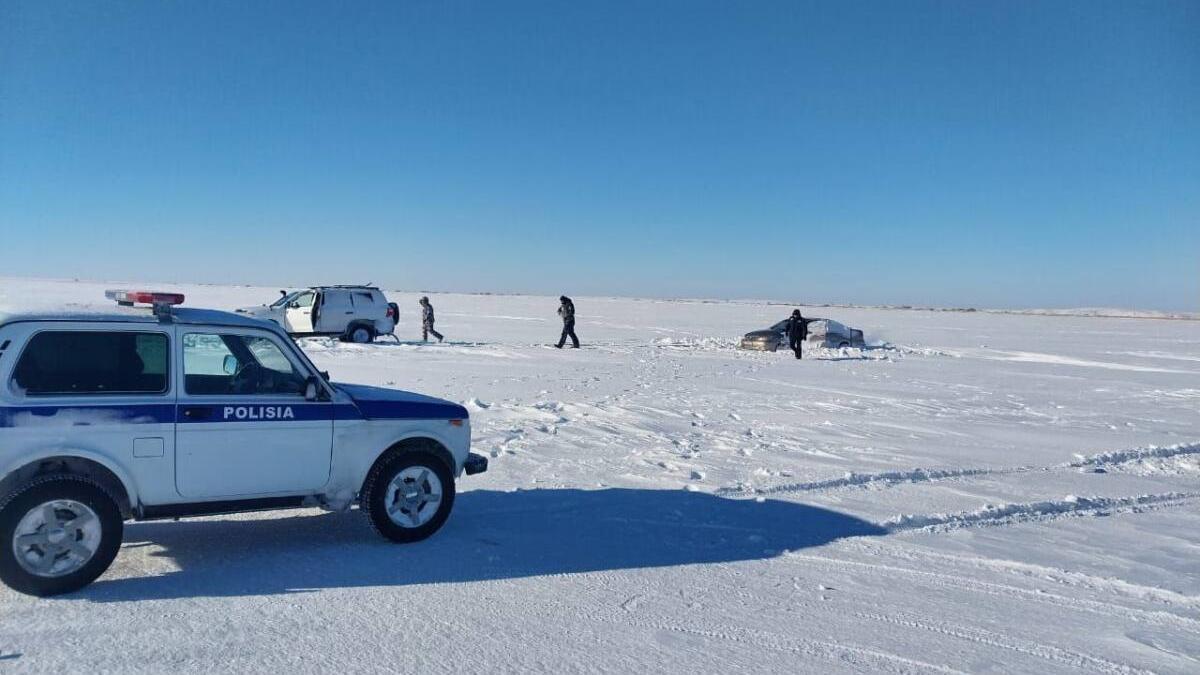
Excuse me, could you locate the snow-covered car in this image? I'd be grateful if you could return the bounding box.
[236,285,399,343]
[739,317,866,351]
[0,290,486,596]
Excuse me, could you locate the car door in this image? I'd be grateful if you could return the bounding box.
[174,328,332,499]
[284,291,315,333]
[315,290,352,334]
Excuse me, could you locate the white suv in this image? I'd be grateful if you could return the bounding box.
[0,291,486,596]
[237,286,399,343]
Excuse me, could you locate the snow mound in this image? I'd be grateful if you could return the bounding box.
[652,336,739,351]
[464,397,492,410]
[719,466,1000,497]
[1069,443,1200,476]
[886,493,1197,532]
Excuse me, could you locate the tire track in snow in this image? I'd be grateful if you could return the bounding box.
[589,611,967,674]
[716,466,1019,497]
[855,611,1154,675]
[717,439,1200,497]
[784,553,1200,632]
[856,544,1200,610]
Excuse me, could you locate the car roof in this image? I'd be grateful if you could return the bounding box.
[771,316,825,325]
[0,306,278,331]
[311,285,380,291]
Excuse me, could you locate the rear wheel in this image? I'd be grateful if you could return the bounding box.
[838,341,850,349]
[347,324,375,344]
[0,477,123,596]
[362,452,455,543]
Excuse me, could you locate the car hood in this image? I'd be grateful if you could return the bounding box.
[234,305,276,316]
[742,329,780,339]
[335,383,469,421]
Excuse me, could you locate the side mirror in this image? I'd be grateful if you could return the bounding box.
[304,376,321,401]
[222,354,239,375]
[288,301,300,309]
[320,370,330,381]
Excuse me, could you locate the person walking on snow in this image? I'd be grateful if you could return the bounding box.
[419,296,444,343]
[556,295,580,348]
[786,309,808,359]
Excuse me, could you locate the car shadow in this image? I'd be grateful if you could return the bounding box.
[77,488,883,602]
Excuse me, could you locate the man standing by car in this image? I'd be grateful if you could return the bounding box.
[556,295,580,348]
[419,296,444,343]
[786,309,808,359]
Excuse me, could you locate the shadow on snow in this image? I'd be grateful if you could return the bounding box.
[78,488,883,601]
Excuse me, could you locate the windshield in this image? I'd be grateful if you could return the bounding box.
[269,291,301,308]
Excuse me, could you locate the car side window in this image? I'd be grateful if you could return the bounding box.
[322,291,350,311]
[183,333,307,396]
[293,292,314,308]
[11,330,169,396]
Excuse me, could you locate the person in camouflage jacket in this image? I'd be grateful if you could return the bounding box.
[419,296,444,343]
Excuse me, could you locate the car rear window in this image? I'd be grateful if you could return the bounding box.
[11,331,169,396]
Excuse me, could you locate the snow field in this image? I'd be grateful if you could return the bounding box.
[0,278,1197,673]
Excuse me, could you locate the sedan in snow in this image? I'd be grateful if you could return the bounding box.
[739,317,866,352]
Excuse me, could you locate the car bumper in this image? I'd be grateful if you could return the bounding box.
[464,452,489,475]
[739,338,777,351]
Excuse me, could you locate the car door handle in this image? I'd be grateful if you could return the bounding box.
[345,311,353,314]
[182,406,213,420]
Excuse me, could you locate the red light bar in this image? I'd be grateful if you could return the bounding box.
[105,290,186,309]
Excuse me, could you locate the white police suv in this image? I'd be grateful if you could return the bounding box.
[0,290,486,596]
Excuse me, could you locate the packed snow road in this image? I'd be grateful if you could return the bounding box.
[1,279,1198,673]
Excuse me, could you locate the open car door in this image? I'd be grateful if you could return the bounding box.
[284,291,315,334]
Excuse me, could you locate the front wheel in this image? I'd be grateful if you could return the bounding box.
[362,453,455,543]
[0,477,124,596]
[347,325,375,344]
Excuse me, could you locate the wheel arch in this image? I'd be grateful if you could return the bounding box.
[345,320,375,338]
[359,436,457,498]
[0,451,135,518]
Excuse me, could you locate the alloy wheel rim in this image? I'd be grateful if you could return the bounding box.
[12,499,103,578]
[385,467,443,528]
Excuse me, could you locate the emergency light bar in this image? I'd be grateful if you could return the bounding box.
[105,290,185,315]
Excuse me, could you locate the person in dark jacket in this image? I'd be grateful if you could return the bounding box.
[419,296,444,343]
[786,309,808,359]
[555,295,580,348]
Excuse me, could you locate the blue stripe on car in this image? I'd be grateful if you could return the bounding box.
[0,400,463,427]
[0,404,176,427]
[178,403,335,423]
[349,399,467,421]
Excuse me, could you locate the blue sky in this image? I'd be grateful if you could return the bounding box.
[1,1,1196,310]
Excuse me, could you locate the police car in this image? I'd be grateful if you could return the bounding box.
[0,291,487,596]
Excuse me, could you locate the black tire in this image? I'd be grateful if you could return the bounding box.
[346,324,375,344]
[362,452,455,543]
[839,341,850,349]
[0,477,123,597]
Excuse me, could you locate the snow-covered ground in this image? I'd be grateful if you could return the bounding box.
[1,278,1197,673]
